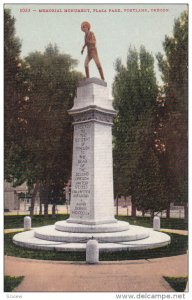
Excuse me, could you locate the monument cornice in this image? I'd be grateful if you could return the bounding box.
[68,104,117,116]
[68,105,117,125]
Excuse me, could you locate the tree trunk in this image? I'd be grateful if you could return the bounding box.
[131,203,137,217]
[184,202,188,224]
[30,181,40,217]
[166,205,170,219]
[52,204,56,218]
[39,194,43,215]
[116,194,119,217]
[44,198,49,216]
[44,181,49,216]
[39,204,43,215]
[40,182,49,216]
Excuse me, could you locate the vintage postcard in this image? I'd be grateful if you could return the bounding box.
[3,1,189,299]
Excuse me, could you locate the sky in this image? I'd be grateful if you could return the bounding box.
[4,2,187,98]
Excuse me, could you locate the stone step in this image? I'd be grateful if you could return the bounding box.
[34,225,150,243]
[12,227,171,252]
[55,220,130,233]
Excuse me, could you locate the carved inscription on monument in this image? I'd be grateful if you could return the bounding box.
[71,123,91,218]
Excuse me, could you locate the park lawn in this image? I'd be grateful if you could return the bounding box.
[117,216,188,230]
[4,275,24,292]
[163,276,188,292]
[4,214,188,230]
[4,214,69,229]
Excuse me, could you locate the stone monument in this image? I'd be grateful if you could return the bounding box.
[52,78,130,235]
[13,78,170,252]
[67,78,115,225]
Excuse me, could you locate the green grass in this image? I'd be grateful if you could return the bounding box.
[4,214,188,230]
[5,232,86,261]
[164,276,188,292]
[117,216,188,230]
[4,232,188,261]
[4,214,69,229]
[4,275,24,292]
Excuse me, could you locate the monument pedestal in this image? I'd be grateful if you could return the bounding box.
[67,78,117,225]
[13,78,171,252]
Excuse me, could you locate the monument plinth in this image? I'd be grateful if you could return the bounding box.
[13,78,171,252]
[67,78,116,225]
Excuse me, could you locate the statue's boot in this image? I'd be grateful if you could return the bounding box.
[85,66,90,78]
[98,66,105,81]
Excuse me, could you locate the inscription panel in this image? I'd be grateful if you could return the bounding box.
[70,123,92,219]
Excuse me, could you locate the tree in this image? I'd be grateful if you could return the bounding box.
[4,9,21,132]
[23,44,83,215]
[113,46,168,216]
[4,13,83,215]
[131,148,168,216]
[4,9,29,184]
[156,11,188,221]
[113,48,140,199]
[4,8,36,216]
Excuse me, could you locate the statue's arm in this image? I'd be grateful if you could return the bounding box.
[81,41,87,54]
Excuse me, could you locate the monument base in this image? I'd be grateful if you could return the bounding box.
[66,218,117,226]
[13,223,170,252]
[55,220,129,233]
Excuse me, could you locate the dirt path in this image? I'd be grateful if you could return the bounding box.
[4,254,188,292]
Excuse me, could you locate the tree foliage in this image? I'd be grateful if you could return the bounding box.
[4,9,29,184]
[113,46,168,215]
[156,11,188,205]
[113,11,188,216]
[4,9,83,214]
[23,45,82,213]
[24,44,82,185]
